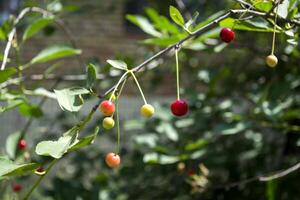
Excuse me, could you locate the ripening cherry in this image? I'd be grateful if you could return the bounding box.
[35,166,46,176]
[170,99,188,117]
[99,100,115,116]
[140,104,155,118]
[105,152,121,168]
[102,117,115,130]
[17,139,27,150]
[12,183,22,193]
[187,169,196,177]
[220,28,235,43]
[266,54,278,67]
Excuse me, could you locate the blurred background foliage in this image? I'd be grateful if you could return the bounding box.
[1,0,300,200]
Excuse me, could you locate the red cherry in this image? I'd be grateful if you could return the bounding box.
[187,169,196,177]
[220,28,235,43]
[12,183,22,193]
[99,100,115,116]
[105,152,121,168]
[170,99,188,117]
[36,166,45,173]
[18,139,27,150]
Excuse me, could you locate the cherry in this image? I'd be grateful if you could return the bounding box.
[140,104,155,118]
[12,183,22,193]
[102,117,115,130]
[36,166,45,173]
[266,54,278,67]
[105,152,121,168]
[99,100,115,116]
[187,169,196,177]
[170,99,188,117]
[17,139,27,150]
[220,28,235,43]
[177,162,186,172]
[34,166,46,176]
[35,166,46,175]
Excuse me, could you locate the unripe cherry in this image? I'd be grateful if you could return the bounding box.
[265,54,278,67]
[18,139,27,150]
[140,104,155,118]
[170,99,188,117]
[105,152,121,168]
[102,117,115,130]
[12,183,22,193]
[177,162,186,172]
[99,100,115,116]
[220,27,235,43]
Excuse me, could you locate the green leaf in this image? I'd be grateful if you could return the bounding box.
[143,153,179,165]
[0,93,26,113]
[253,1,273,12]
[54,87,90,112]
[220,18,278,32]
[5,132,21,159]
[86,63,97,89]
[0,157,38,178]
[0,99,24,113]
[106,60,127,70]
[126,15,162,37]
[215,122,248,135]
[143,35,184,47]
[0,68,17,83]
[36,127,79,159]
[31,45,81,64]
[145,8,179,34]
[68,127,99,152]
[156,123,178,141]
[19,103,43,118]
[169,6,185,26]
[23,17,54,41]
[185,139,208,151]
[277,0,289,18]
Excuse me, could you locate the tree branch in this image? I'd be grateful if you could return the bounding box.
[214,161,300,190]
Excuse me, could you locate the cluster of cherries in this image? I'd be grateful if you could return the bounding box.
[99,90,189,168]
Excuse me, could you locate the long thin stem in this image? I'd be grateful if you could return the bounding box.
[115,97,121,154]
[22,159,57,200]
[271,4,279,55]
[114,78,127,154]
[175,48,180,100]
[129,71,147,105]
[109,72,129,102]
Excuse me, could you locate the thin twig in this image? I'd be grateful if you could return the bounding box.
[215,161,300,190]
[1,7,50,71]
[1,7,83,71]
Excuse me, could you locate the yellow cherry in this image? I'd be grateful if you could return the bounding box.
[266,54,278,67]
[140,104,155,118]
[102,117,115,130]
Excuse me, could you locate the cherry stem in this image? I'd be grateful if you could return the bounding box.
[271,4,279,55]
[114,78,127,154]
[175,48,180,100]
[115,96,121,154]
[109,71,129,102]
[129,70,147,105]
